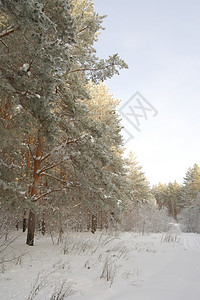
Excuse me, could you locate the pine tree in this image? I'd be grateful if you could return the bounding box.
[152,181,182,219]
[177,164,200,232]
[166,181,182,220]
[83,81,130,230]
[178,194,200,233]
[181,164,200,207]
[151,183,168,209]
[127,152,151,203]
[0,0,128,245]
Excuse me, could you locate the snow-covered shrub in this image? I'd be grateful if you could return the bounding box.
[62,233,93,255]
[100,256,119,287]
[122,202,173,234]
[50,281,74,300]
[178,198,200,233]
[26,271,74,300]
[0,208,20,240]
[42,198,121,242]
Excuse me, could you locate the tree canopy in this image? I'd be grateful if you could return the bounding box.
[0,0,129,245]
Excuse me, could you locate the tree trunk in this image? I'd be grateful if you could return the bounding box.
[23,211,27,232]
[170,198,175,219]
[91,214,97,234]
[26,210,36,246]
[24,134,32,232]
[87,209,91,231]
[26,129,42,246]
[41,209,46,235]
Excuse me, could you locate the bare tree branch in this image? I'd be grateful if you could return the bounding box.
[0,26,20,39]
[69,66,106,74]
[38,159,69,175]
[41,172,78,187]
[35,188,63,202]
[40,153,51,163]
[40,136,85,163]
[28,144,35,161]
[78,25,89,34]
[0,39,9,52]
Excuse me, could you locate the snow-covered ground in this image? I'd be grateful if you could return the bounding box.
[1,227,200,300]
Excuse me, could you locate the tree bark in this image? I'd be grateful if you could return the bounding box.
[23,134,32,232]
[41,208,46,235]
[26,129,42,246]
[26,210,36,246]
[91,214,97,234]
[23,210,27,232]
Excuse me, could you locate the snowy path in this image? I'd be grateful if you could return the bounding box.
[125,233,200,300]
[182,233,200,250]
[68,232,200,300]
[0,231,200,300]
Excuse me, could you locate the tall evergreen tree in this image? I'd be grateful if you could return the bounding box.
[0,0,128,245]
[166,181,182,219]
[152,181,182,219]
[177,164,200,232]
[151,183,167,209]
[127,152,151,204]
[181,164,200,206]
[84,81,130,229]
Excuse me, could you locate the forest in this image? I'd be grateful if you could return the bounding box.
[1,1,200,299]
[1,0,200,247]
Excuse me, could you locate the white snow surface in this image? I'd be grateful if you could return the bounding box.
[1,227,200,300]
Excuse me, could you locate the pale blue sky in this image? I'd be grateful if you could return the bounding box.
[94,0,200,186]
